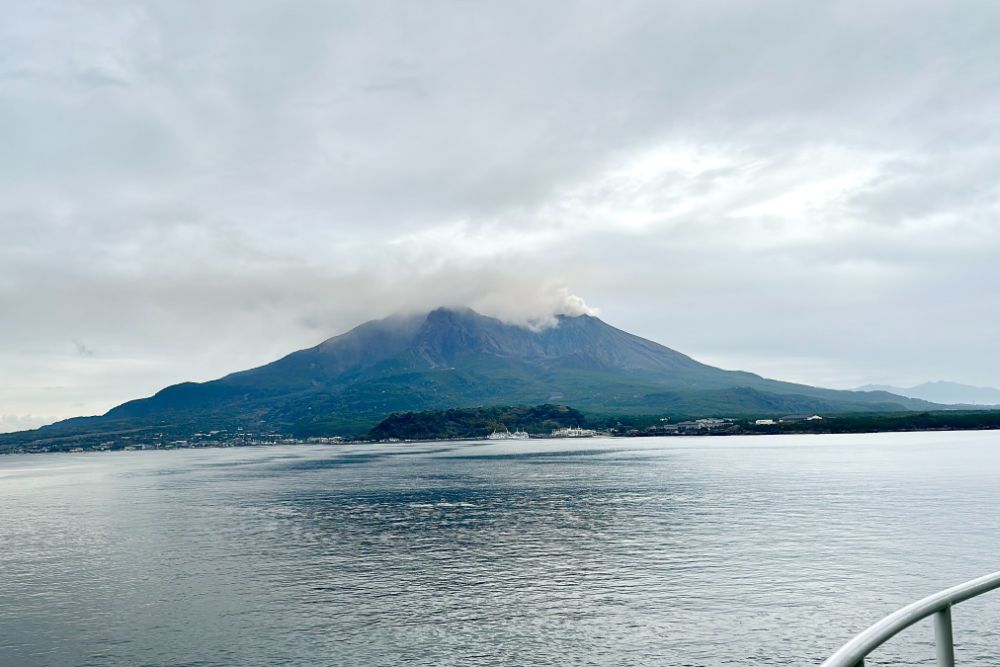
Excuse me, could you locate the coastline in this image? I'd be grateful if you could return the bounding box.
[4,411,1000,455]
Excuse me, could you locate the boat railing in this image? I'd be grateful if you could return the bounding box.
[821,570,1000,666]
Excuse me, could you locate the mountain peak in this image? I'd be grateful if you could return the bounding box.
[426,305,477,318]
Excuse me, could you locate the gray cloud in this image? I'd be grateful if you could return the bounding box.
[3,0,1000,430]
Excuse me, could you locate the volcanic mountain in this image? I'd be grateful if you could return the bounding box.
[8,307,933,441]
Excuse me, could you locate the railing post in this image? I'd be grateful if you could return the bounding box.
[934,605,955,667]
[822,571,1000,667]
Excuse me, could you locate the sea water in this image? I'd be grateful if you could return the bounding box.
[2,431,999,666]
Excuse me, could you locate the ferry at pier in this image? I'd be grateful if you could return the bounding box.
[550,426,598,438]
[487,426,529,440]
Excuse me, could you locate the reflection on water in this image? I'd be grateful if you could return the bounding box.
[2,432,1000,666]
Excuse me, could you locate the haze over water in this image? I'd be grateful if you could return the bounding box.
[2,432,999,666]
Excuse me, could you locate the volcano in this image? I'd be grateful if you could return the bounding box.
[6,307,933,442]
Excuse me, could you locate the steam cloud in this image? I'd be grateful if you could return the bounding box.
[490,285,599,332]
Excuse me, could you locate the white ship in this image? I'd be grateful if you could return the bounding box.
[487,425,530,440]
[550,426,598,438]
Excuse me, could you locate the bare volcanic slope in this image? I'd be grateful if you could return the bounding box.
[7,307,933,441]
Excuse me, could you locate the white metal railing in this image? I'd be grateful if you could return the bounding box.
[821,570,1000,666]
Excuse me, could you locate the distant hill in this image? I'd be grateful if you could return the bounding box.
[1,307,939,448]
[855,381,1000,406]
[368,404,585,441]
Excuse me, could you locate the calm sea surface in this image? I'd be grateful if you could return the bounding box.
[2,431,1000,666]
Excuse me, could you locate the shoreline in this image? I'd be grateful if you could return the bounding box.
[4,420,1000,456]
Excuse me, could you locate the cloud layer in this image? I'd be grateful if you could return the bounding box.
[3,1,1000,430]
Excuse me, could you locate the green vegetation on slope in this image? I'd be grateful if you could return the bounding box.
[367,404,585,441]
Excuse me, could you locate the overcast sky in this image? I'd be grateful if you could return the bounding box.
[3,0,1000,432]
